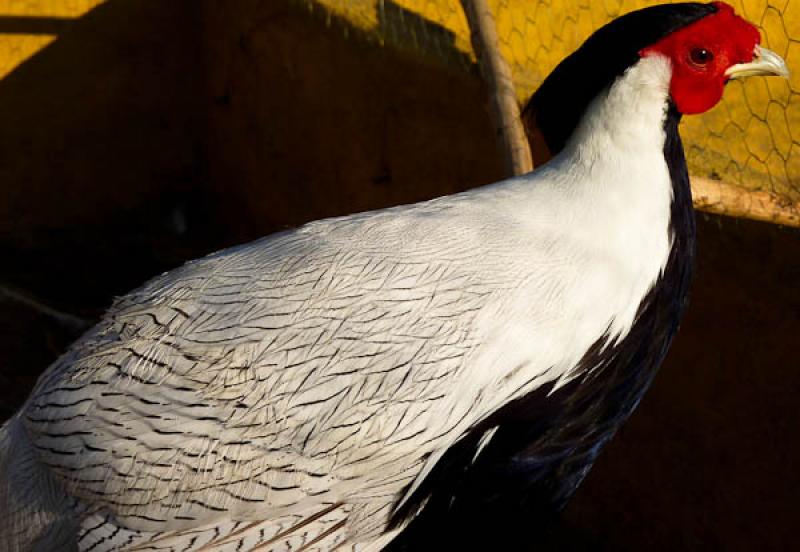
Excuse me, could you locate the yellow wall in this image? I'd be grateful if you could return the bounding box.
[0,1,105,78]
[299,0,800,200]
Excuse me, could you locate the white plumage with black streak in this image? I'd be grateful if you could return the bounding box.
[0,2,787,551]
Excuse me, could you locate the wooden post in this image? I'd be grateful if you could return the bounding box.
[460,0,533,176]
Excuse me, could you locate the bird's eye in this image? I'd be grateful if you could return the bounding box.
[689,47,714,67]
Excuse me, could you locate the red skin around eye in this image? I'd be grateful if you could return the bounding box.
[640,1,761,115]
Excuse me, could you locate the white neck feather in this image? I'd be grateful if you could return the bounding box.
[566,54,673,160]
[557,54,676,346]
[471,54,678,394]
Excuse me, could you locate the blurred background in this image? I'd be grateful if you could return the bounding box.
[0,0,797,550]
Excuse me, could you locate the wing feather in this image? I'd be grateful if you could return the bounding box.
[25,194,526,533]
[22,178,630,543]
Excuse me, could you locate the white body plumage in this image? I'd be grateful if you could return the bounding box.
[1,56,675,551]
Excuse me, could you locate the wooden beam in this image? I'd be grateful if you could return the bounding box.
[460,0,533,176]
[690,176,800,227]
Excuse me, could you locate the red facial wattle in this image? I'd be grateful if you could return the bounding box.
[640,2,761,114]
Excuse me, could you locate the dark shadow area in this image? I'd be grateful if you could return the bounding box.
[199,0,501,240]
[0,0,215,416]
[0,0,214,284]
[0,1,797,550]
[0,16,74,34]
[559,214,800,551]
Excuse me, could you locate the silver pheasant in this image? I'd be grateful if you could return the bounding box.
[0,2,787,550]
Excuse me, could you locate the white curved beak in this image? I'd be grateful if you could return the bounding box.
[725,45,790,80]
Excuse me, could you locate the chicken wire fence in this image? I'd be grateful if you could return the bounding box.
[294,0,800,216]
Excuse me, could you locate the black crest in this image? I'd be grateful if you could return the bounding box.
[524,2,717,156]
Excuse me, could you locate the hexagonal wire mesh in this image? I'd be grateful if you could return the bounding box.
[293,0,799,222]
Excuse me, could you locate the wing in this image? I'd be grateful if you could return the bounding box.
[23,174,638,540]
[23,192,536,533]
